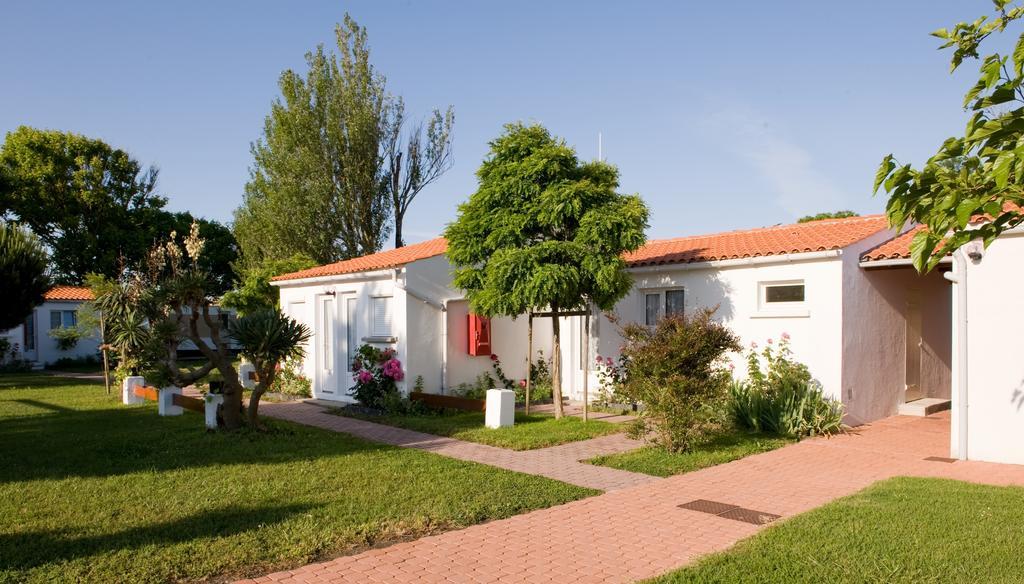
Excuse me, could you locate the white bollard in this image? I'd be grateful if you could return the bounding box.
[204,393,224,429]
[158,386,183,416]
[485,389,516,429]
[239,362,257,390]
[122,376,146,405]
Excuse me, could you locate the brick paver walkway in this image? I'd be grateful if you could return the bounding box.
[240,411,1024,584]
[261,401,656,492]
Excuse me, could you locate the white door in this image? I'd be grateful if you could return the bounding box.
[317,295,338,398]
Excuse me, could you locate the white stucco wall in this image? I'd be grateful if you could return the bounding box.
[952,231,1024,465]
[590,253,846,402]
[29,300,101,366]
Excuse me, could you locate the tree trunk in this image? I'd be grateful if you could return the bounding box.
[551,308,563,419]
[220,377,244,430]
[394,213,405,248]
[247,387,265,429]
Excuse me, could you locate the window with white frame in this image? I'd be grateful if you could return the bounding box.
[643,288,685,325]
[759,281,806,309]
[370,296,392,337]
[49,310,77,330]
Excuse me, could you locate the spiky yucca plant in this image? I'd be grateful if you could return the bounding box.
[230,309,310,427]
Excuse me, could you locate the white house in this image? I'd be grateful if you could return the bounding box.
[273,215,950,422]
[1,286,101,366]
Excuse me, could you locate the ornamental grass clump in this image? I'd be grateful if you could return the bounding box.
[729,334,845,439]
[617,308,740,453]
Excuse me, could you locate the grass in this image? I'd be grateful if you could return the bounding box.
[0,374,596,583]
[587,431,791,477]
[336,408,622,450]
[650,477,1024,583]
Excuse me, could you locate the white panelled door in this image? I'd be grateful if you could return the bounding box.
[317,295,337,397]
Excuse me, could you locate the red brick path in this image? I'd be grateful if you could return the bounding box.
[241,411,1024,584]
[262,401,657,492]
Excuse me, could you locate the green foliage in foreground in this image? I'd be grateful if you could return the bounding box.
[0,374,595,583]
[337,408,621,450]
[588,431,791,477]
[651,477,1024,583]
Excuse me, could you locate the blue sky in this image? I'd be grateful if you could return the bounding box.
[0,1,993,245]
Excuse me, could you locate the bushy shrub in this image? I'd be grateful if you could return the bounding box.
[616,308,740,452]
[270,360,312,398]
[730,334,845,438]
[48,326,82,351]
[349,344,404,409]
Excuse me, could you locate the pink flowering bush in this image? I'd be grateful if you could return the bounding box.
[349,344,405,409]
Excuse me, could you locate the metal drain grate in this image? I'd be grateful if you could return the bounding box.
[678,499,780,525]
[924,456,957,463]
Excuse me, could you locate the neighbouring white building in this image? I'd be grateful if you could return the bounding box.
[272,213,1024,466]
[1,286,101,367]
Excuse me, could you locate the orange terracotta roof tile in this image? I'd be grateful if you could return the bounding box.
[272,238,449,282]
[625,215,890,267]
[859,226,924,262]
[44,286,94,301]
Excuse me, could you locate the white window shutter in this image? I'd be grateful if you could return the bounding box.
[372,297,392,337]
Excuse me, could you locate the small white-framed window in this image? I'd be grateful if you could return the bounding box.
[760,281,806,308]
[370,296,392,337]
[50,310,77,330]
[643,288,685,325]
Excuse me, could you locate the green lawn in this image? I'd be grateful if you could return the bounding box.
[335,408,622,450]
[0,374,595,583]
[651,477,1024,583]
[588,431,791,477]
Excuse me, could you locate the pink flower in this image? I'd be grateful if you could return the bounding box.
[596,354,603,364]
[728,363,735,370]
[490,354,498,361]
[356,370,373,384]
[605,357,613,366]
[382,358,404,381]
[519,379,527,388]
[750,341,758,349]
[781,332,791,341]
[767,338,773,345]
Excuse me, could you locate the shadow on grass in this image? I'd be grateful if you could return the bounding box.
[0,503,315,571]
[0,377,396,483]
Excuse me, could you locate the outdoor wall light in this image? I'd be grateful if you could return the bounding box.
[964,238,985,263]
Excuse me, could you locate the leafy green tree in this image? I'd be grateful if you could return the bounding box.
[445,123,649,418]
[875,0,1024,270]
[385,102,455,247]
[0,222,50,330]
[220,254,318,315]
[0,127,166,282]
[797,210,858,223]
[235,15,392,266]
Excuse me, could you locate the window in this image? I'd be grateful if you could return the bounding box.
[24,313,35,351]
[644,294,661,326]
[371,296,392,337]
[49,310,76,330]
[665,289,685,316]
[644,289,685,325]
[761,281,806,306]
[346,296,358,371]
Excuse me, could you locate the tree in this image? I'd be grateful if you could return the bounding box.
[384,102,455,247]
[230,309,310,427]
[220,254,318,315]
[444,123,649,418]
[875,0,1024,270]
[0,127,167,282]
[234,15,392,266]
[154,212,238,294]
[93,222,309,430]
[0,222,50,330]
[797,210,858,223]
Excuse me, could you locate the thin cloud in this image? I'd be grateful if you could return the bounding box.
[703,108,847,216]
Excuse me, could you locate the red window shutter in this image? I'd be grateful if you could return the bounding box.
[467,314,492,356]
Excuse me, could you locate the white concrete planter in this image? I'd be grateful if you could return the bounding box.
[122,376,146,405]
[204,393,224,429]
[238,362,257,390]
[485,389,515,429]
[158,386,183,416]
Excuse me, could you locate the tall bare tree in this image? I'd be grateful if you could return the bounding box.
[384,102,455,248]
